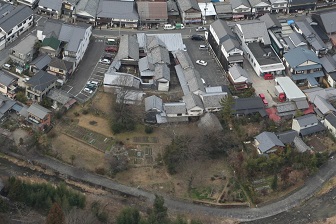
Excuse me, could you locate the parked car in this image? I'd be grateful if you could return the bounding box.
[199,44,208,50]
[196,60,207,66]
[105,46,118,52]
[164,24,175,30]
[88,80,99,86]
[2,64,11,70]
[103,54,113,60]
[99,58,111,64]
[262,98,268,106]
[84,87,93,94]
[191,34,204,41]
[259,93,265,99]
[201,78,206,85]
[196,26,207,32]
[86,84,96,90]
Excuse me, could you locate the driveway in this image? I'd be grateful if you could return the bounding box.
[62,36,106,103]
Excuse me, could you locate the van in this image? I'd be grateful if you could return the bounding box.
[164,24,175,30]
[199,45,208,50]
[175,23,185,29]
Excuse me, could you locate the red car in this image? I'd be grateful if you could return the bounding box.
[259,93,265,100]
[105,46,118,52]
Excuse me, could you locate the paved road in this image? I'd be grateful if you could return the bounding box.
[21,151,336,222]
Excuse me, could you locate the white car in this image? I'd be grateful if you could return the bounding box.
[201,78,206,85]
[84,87,93,94]
[99,58,111,64]
[196,26,207,32]
[196,60,208,66]
[87,80,99,86]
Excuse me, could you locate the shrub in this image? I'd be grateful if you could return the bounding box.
[145,126,153,134]
[95,167,106,175]
[82,109,89,115]
[73,112,80,117]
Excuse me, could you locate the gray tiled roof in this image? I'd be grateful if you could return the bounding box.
[293,136,311,152]
[59,23,89,53]
[325,112,336,128]
[11,34,36,55]
[163,102,186,114]
[48,58,73,71]
[0,2,14,19]
[314,10,336,34]
[259,13,281,29]
[26,70,57,91]
[182,93,204,111]
[214,3,232,14]
[148,46,170,65]
[138,57,154,72]
[174,50,194,69]
[145,95,163,112]
[30,54,52,70]
[288,32,306,47]
[233,97,265,115]
[117,34,139,61]
[154,64,170,81]
[248,0,270,7]
[284,47,320,68]
[146,36,166,51]
[295,114,318,127]
[0,95,16,119]
[320,55,336,73]
[201,92,227,109]
[27,104,50,120]
[176,0,200,12]
[255,131,284,153]
[289,0,317,6]
[75,0,99,18]
[300,122,326,136]
[198,113,223,131]
[314,95,336,115]
[277,130,298,144]
[304,87,336,102]
[237,20,271,45]
[0,5,33,33]
[232,0,250,9]
[38,0,62,12]
[47,89,71,105]
[295,19,326,51]
[228,64,250,82]
[0,71,15,87]
[97,0,138,20]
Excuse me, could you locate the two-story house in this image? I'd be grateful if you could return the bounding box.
[62,0,79,18]
[0,94,16,120]
[0,71,17,99]
[207,20,244,71]
[37,20,92,68]
[254,131,285,154]
[288,0,317,13]
[26,103,51,131]
[9,34,37,67]
[29,54,52,73]
[182,93,204,116]
[25,70,58,102]
[47,58,74,82]
[324,112,336,138]
[176,0,202,24]
[40,36,61,57]
[269,0,288,13]
[248,0,271,16]
[137,1,168,27]
[37,0,62,19]
[0,5,34,50]
[292,114,325,136]
[232,0,251,20]
[283,47,324,87]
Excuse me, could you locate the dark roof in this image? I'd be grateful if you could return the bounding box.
[97,0,138,20]
[300,122,326,136]
[277,130,298,144]
[48,58,73,71]
[325,112,336,128]
[255,131,284,153]
[0,5,33,33]
[248,42,282,66]
[259,13,281,30]
[289,0,317,6]
[26,70,58,91]
[233,97,266,116]
[176,0,200,12]
[312,10,336,34]
[0,71,16,87]
[42,36,61,50]
[30,54,52,70]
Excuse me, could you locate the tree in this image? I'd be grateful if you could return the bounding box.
[148,195,168,224]
[15,92,28,104]
[46,203,65,224]
[116,207,140,224]
[66,208,98,224]
[220,95,234,123]
[271,174,278,191]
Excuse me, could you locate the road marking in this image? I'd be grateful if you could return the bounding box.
[65,85,73,93]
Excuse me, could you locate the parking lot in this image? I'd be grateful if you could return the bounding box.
[183,37,228,87]
[62,36,110,103]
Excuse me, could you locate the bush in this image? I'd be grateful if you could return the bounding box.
[95,167,106,175]
[145,126,153,134]
[0,197,9,213]
[82,109,89,115]
[73,112,80,117]
[111,122,124,134]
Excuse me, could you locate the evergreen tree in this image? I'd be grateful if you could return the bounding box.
[116,207,140,224]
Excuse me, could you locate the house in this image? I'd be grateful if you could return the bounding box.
[321,55,336,88]
[40,36,61,57]
[214,3,232,20]
[154,64,170,92]
[167,0,180,19]
[283,47,324,87]
[231,0,251,20]
[259,13,282,34]
[145,95,163,113]
[61,0,80,18]
[303,87,336,104]
[103,72,141,93]
[0,5,34,50]
[37,20,92,68]
[313,95,336,117]
[200,92,227,112]
[176,0,202,24]
[293,19,327,55]
[74,0,99,23]
[0,71,17,99]
[198,2,217,23]
[198,113,223,132]
[232,97,267,117]
[182,93,204,116]
[47,58,74,82]
[0,94,16,119]
[248,0,271,16]
[287,32,307,48]
[47,89,76,110]
[312,10,336,47]
[115,34,139,64]
[254,131,285,154]
[29,54,52,73]
[277,129,299,145]
[37,0,62,18]
[288,0,317,12]
[207,20,244,71]
[9,34,37,67]
[292,114,326,136]
[228,65,251,90]
[25,70,58,102]
[269,0,288,13]
[137,1,168,27]
[235,20,271,44]
[17,0,39,8]
[324,112,336,138]
[96,0,139,28]
[163,102,188,117]
[26,104,51,131]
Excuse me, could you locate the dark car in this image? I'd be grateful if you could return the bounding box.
[105,46,118,52]
[103,54,113,60]
[191,34,204,41]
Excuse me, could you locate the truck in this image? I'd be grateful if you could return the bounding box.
[274,85,286,102]
[175,23,185,29]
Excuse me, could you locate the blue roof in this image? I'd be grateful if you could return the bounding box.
[284,47,321,68]
[12,103,23,112]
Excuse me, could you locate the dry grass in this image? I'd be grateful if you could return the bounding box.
[52,134,107,172]
[77,114,114,137]
[317,176,336,197]
[92,91,113,115]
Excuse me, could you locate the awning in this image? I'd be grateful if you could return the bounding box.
[307,76,319,87]
[233,14,244,19]
[228,55,244,63]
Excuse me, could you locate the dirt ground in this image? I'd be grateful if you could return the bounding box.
[77,114,114,137]
[51,134,107,172]
[305,134,336,152]
[12,128,30,145]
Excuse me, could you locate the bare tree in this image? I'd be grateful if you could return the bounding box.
[66,208,98,224]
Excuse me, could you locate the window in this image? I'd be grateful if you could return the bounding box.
[314,68,321,72]
[177,113,182,116]
[296,70,304,74]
